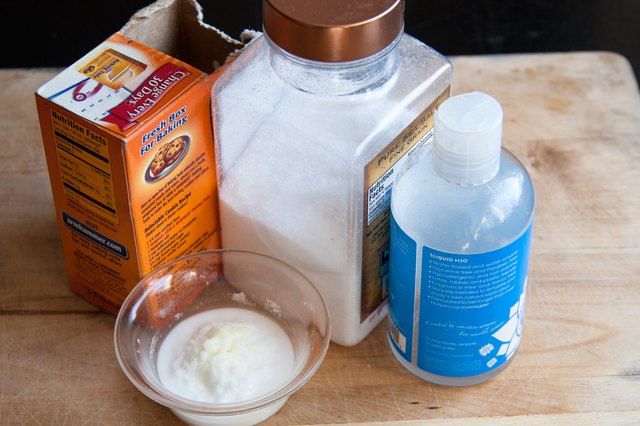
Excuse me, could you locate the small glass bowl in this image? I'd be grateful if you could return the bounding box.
[114,249,330,425]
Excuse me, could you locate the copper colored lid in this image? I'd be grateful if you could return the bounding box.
[263,0,404,62]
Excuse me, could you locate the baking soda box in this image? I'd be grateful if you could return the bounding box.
[35,0,240,314]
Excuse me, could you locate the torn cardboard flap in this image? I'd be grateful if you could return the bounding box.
[121,0,243,73]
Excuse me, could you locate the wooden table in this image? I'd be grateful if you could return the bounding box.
[1,52,639,425]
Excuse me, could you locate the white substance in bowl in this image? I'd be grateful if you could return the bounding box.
[156,308,294,404]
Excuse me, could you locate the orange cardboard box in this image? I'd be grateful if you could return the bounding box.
[35,0,241,314]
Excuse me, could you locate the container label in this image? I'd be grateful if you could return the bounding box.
[360,89,450,323]
[388,214,532,377]
[62,212,128,258]
[51,110,119,227]
[103,63,191,131]
[76,48,147,90]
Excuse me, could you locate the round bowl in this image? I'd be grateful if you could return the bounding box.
[114,249,330,425]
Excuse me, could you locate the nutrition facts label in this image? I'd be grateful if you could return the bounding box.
[360,89,450,323]
[51,111,118,226]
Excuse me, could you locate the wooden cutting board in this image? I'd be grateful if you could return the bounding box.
[1,52,639,425]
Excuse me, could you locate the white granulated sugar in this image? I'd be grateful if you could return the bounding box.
[263,298,282,318]
[231,291,254,306]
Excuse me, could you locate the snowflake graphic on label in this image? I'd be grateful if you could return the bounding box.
[479,343,494,357]
[488,278,527,363]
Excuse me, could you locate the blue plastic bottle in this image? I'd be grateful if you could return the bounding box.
[388,92,534,385]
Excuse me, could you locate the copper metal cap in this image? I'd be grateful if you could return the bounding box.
[263,0,405,63]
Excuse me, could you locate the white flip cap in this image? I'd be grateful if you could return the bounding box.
[433,91,503,185]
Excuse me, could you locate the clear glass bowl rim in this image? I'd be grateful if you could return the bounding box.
[114,248,331,416]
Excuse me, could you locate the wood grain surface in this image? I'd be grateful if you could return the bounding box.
[1,52,639,425]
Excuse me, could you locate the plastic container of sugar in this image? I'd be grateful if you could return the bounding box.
[114,250,330,426]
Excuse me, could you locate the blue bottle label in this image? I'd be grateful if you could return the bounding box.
[388,214,532,378]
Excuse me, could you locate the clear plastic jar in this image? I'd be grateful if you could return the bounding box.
[212,0,452,345]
